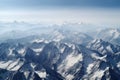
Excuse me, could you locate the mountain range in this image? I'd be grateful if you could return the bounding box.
[0,22,120,80]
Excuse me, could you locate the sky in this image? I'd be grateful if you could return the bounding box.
[0,0,120,25]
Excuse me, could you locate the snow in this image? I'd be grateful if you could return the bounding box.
[18,48,25,55]
[67,43,75,49]
[95,39,101,44]
[35,71,46,79]
[67,43,73,47]
[10,61,24,71]
[91,69,104,80]
[0,59,24,71]
[58,53,83,71]
[60,47,65,53]
[30,63,36,68]
[106,45,113,53]
[91,67,109,80]
[66,74,74,80]
[117,62,120,68]
[96,28,120,42]
[109,28,120,39]
[98,46,104,51]
[44,40,49,43]
[31,39,49,43]
[102,49,107,54]
[52,30,65,42]
[92,39,98,43]
[7,59,19,69]
[0,60,12,69]
[32,48,43,53]
[58,52,83,79]
[91,53,106,61]
[87,63,94,74]
[96,43,101,48]
[8,48,13,55]
[7,59,24,71]
[32,39,44,43]
[24,71,30,79]
[114,33,120,39]
[65,54,83,69]
[72,45,75,50]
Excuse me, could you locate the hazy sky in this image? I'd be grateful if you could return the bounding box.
[0,0,120,25]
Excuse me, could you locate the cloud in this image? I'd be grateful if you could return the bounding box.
[0,9,120,25]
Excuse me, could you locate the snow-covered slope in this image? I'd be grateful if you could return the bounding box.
[46,29,93,45]
[95,28,120,45]
[87,39,120,55]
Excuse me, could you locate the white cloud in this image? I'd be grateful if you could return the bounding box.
[0,8,120,25]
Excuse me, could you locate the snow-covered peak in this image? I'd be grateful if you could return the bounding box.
[88,39,120,55]
[31,39,44,43]
[95,28,120,45]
